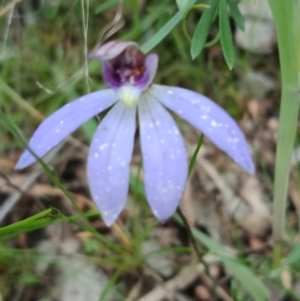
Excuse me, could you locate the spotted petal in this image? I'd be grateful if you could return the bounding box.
[87,101,136,226]
[138,94,187,222]
[150,85,254,174]
[15,90,118,169]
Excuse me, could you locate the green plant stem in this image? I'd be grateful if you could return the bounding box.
[267,0,300,243]
[176,133,210,274]
[176,208,203,260]
[188,134,204,176]
[272,243,282,270]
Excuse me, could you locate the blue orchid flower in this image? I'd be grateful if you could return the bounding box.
[16,40,254,226]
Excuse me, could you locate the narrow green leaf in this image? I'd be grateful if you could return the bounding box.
[122,3,168,41]
[219,0,235,69]
[228,1,245,31]
[176,0,189,11]
[194,229,269,301]
[95,0,119,14]
[174,220,270,301]
[190,0,219,59]
[141,0,196,54]
[268,0,300,244]
[0,208,67,241]
[275,244,300,274]
[223,258,269,301]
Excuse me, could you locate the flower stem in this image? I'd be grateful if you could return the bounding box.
[188,134,205,176]
[176,207,203,260]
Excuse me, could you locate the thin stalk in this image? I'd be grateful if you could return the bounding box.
[267,0,300,242]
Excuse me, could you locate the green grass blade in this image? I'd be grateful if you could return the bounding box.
[219,0,235,69]
[267,0,300,242]
[222,258,269,301]
[95,0,119,14]
[191,226,269,301]
[0,208,67,241]
[273,243,300,276]
[141,0,196,54]
[174,215,270,301]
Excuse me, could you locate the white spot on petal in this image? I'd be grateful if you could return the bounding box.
[99,143,108,151]
[211,120,217,127]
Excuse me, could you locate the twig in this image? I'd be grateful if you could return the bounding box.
[137,264,205,301]
[0,168,41,222]
[137,258,232,301]
[200,273,232,301]
[0,171,25,194]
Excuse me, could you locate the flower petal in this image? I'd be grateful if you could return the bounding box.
[89,40,138,60]
[87,101,136,226]
[138,94,187,222]
[150,85,254,174]
[15,90,118,169]
[143,53,159,90]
